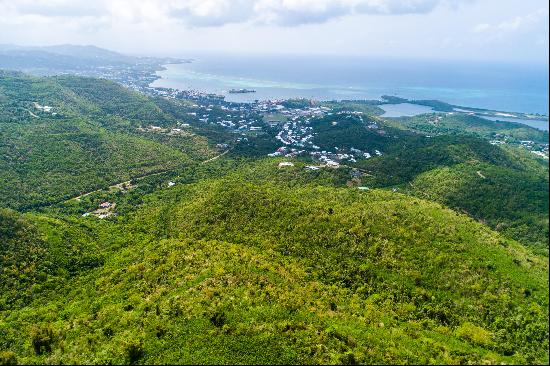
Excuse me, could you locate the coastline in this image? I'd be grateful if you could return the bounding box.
[151,64,548,131]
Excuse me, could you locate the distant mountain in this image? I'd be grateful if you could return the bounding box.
[0,44,145,73]
[40,44,136,63]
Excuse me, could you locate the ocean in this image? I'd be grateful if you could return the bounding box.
[151,54,549,116]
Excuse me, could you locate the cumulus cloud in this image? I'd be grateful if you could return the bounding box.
[0,0,470,28]
[0,0,107,18]
[471,7,549,48]
[473,7,549,38]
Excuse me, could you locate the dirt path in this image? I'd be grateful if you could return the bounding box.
[200,148,231,164]
[71,149,232,202]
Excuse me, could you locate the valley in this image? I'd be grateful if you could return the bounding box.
[0,49,548,364]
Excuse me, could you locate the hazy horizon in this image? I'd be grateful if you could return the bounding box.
[1,0,548,64]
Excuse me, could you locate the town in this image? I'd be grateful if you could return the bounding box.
[76,61,548,162]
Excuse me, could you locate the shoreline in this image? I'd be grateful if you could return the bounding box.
[151,65,548,131]
[152,64,548,121]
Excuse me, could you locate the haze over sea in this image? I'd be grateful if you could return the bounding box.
[152,54,549,116]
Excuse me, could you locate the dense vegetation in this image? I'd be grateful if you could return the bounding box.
[304,110,548,250]
[1,72,548,364]
[0,72,219,210]
[408,162,549,254]
[312,114,397,152]
[390,113,548,144]
[1,178,548,364]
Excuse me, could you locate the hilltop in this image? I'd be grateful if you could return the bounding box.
[1,178,548,364]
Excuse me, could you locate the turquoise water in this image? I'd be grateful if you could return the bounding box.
[380,103,434,117]
[479,116,548,131]
[151,54,549,115]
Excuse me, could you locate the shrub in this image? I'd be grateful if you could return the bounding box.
[0,351,17,365]
[123,339,144,364]
[210,311,226,328]
[455,322,493,347]
[30,325,55,355]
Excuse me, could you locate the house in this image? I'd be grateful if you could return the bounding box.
[168,182,176,187]
[278,162,294,167]
[99,202,112,209]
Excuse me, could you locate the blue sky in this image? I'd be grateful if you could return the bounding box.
[0,0,548,63]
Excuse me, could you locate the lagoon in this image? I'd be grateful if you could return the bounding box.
[380,103,435,117]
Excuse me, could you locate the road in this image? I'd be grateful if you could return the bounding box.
[70,149,231,202]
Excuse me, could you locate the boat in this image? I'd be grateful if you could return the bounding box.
[228,88,256,94]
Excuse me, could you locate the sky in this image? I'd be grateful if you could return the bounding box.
[0,0,548,63]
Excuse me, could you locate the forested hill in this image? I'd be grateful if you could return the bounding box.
[0,72,219,210]
[0,71,548,364]
[1,178,548,364]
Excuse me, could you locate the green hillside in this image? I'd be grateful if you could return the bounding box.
[0,72,548,365]
[350,132,548,250]
[1,179,548,364]
[0,72,218,210]
[389,113,548,144]
[408,162,549,253]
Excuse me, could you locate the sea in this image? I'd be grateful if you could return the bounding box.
[151,54,549,129]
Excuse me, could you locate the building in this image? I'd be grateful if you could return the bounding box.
[278,162,294,167]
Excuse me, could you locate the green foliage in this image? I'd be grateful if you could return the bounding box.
[455,323,493,347]
[312,114,394,151]
[123,339,145,364]
[0,351,17,365]
[30,325,55,355]
[356,134,516,186]
[0,73,218,210]
[54,76,174,127]
[321,100,385,116]
[410,100,455,112]
[0,208,108,309]
[280,99,313,109]
[3,177,546,364]
[0,72,548,365]
[393,113,548,144]
[408,162,549,253]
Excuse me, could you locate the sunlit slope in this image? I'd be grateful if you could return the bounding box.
[0,72,216,210]
[353,133,548,250]
[409,162,549,253]
[1,181,547,364]
[0,71,173,125]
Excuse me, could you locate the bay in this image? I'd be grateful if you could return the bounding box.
[151,54,549,115]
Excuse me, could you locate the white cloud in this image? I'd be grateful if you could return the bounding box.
[0,0,471,28]
[0,0,547,63]
[472,7,549,40]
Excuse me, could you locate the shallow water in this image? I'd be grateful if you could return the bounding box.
[152,54,549,115]
[379,103,435,117]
